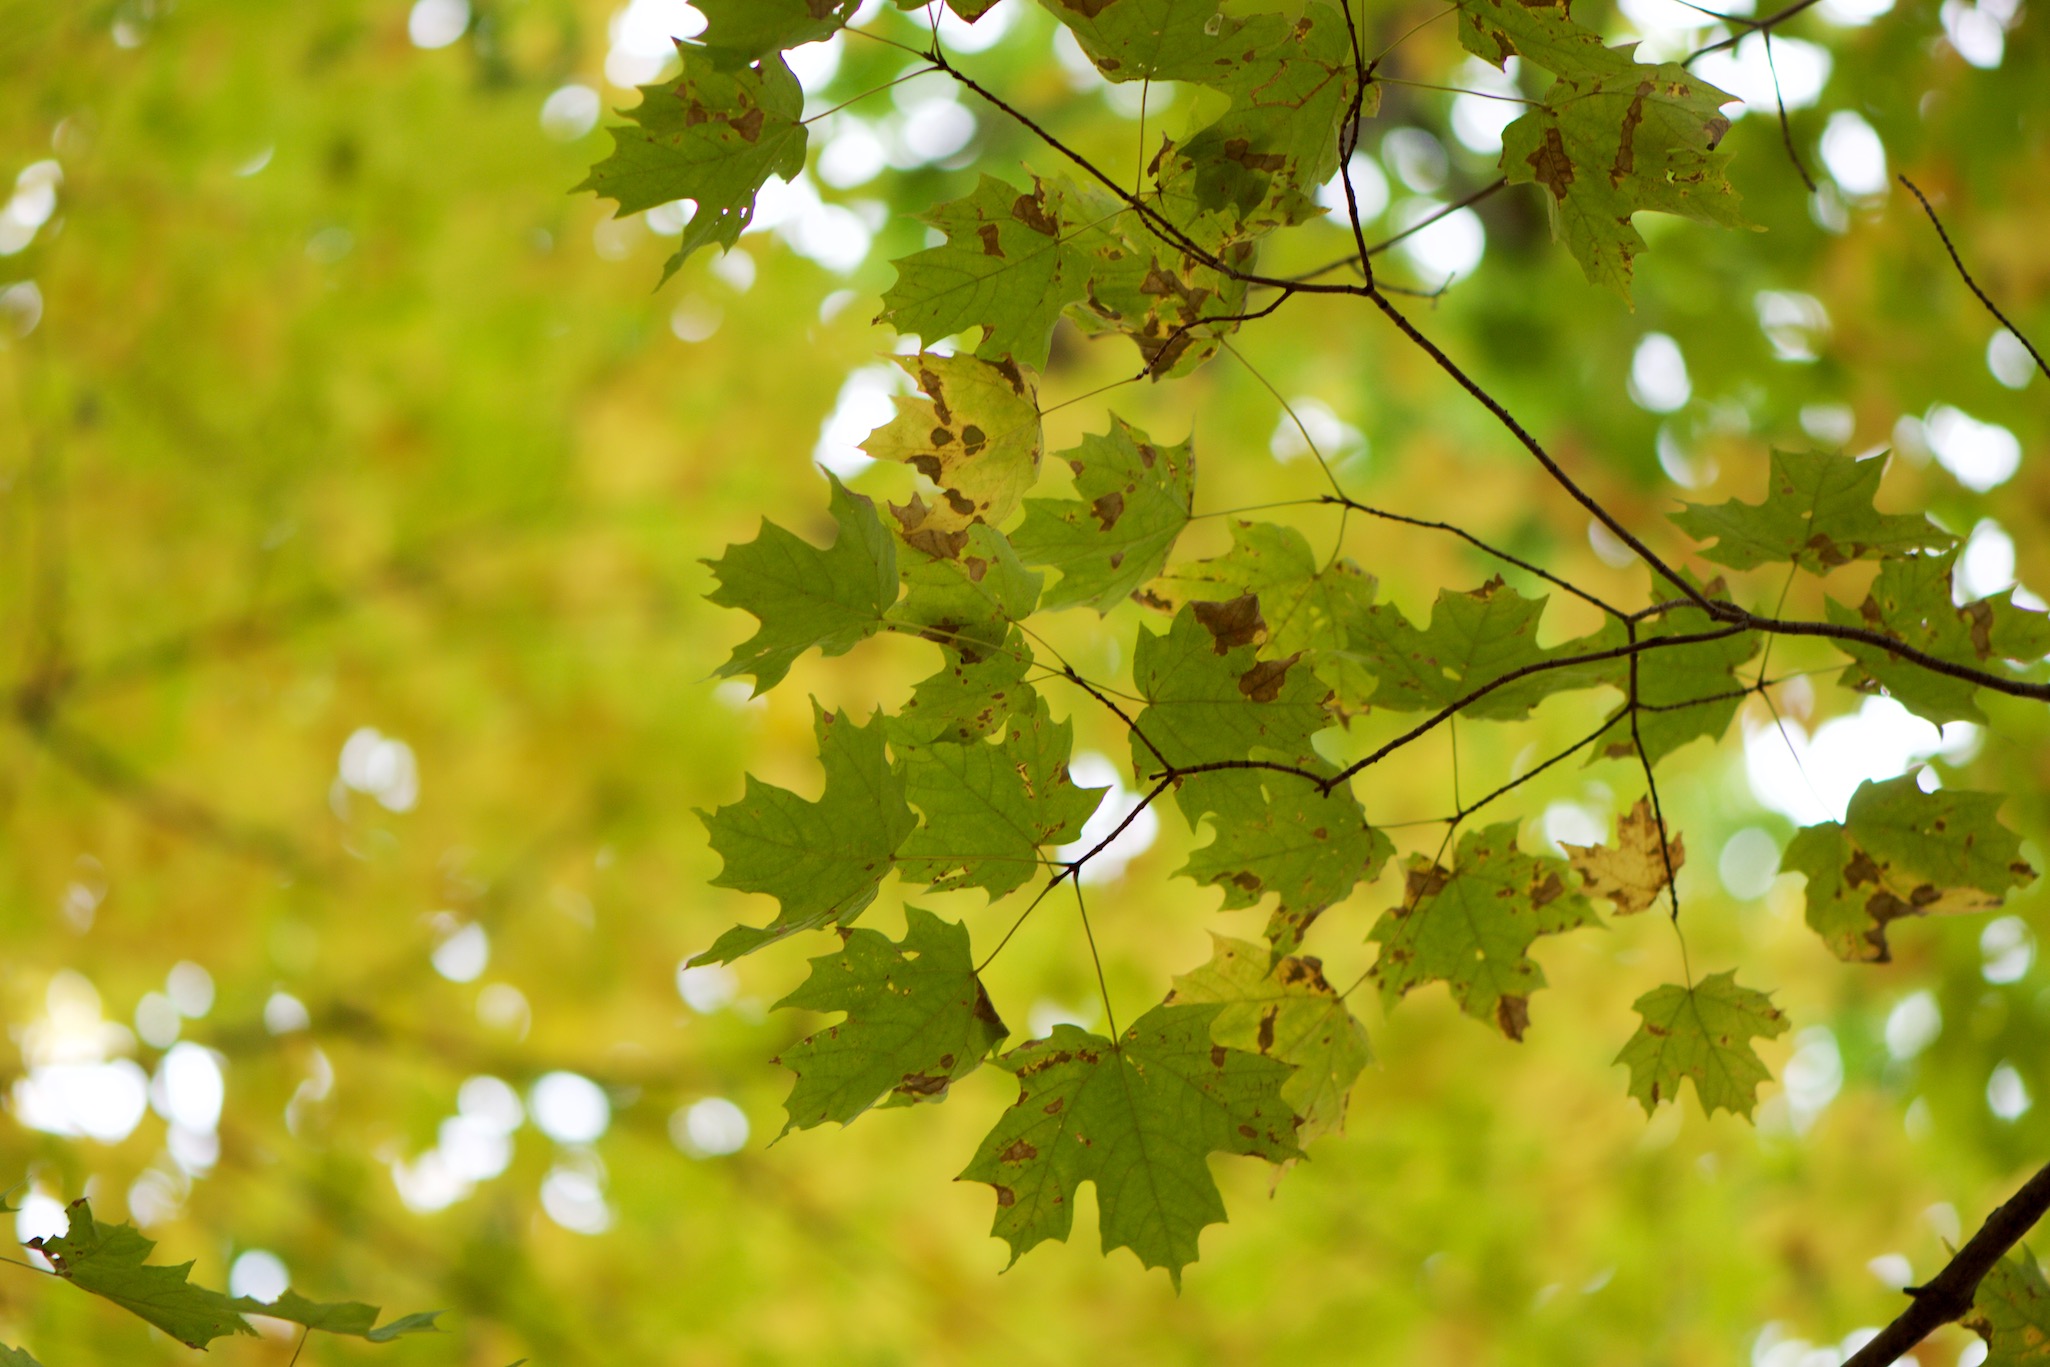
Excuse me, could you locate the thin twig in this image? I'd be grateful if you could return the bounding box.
[1899,175,2050,383]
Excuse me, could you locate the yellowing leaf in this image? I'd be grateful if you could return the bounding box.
[1563,798,1683,915]
[1966,1249,2050,1365]
[1781,775,2036,963]
[1615,971,1787,1118]
[1169,935,1371,1142]
[864,353,1042,557]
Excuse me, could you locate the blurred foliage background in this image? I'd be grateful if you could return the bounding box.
[0,0,2046,1363]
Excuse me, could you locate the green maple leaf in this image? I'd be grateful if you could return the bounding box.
[898,698,1105,898]
[891,0,1003,17]
[774,906,1008,1129]
[1012,416,1194,612]
[1175,766,1393,955]
[1458,0,1742,297]
[890,628,1039,748]
[1040,0,1277,82]
[28,1200,254,1349]
[880,176,1090,371]
[577,48,807,281]
[1169,934,1371,1142]
[864,353,1042,556]
[1966,1249,2050,1365]
[1586,576,1760,765]
[1368,823,1599,1039]
[1163,519,1380,710]
[1825,550,2050,725]
[1128,599,1329,808]
[0,1344,42,1366]
[1614,971,1787,1118]
[1670,449,1954,575]
[696,0,859,67]
[704,472,897,694]
[891,524,1043,660]
[959,1002,1300,1287]
[234,1292,441,1342]
[1780,774,2035,963]
[1064,188,1254,378]
[695,705,917,964]
[1346,577,1603,721]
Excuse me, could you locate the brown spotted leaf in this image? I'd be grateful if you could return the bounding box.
[864,353,1042,555]
[1670,449,1954,577]
[1012,416,1194,612]
[1781,774,2035,963]
[1169,934,1371,1142]
[1368,823,1599,1039]
[959,1002,1300,1287]
[774,907,1008,1130]
[1563,798,1684,916]
[1965,1248,2050,1365]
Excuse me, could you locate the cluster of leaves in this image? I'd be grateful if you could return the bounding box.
[0,1192,442,1363]
[580,0,2047,1288]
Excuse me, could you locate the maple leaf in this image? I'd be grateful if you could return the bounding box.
[774,906,1008,1130]
[1825,549,2050,725]
[890,627,1039,748]
[577,48,807,281]
[1063,189,1255,378]
[1169,934,1371,1143]
[233,1292,442,1342]
[1563,798,1684,915]
[1780,774,2035,963]
[959,1003,1300,1287]
[1012,417,1194,612]
[1615,971,1787,1118]
[1128,599,1329,805]
[1965,1249,2050,1365]
[695,0,860,67]
[864,353,1042,556]
[704,472,897,694]
[880,177,1090,371]
[0,1344,42,1366]
[1175,766,1393,954]
[1368,823,1599,1039]
[890,524,1043,660]
[695,705,917,964]
[1586,576,1760,765]
[28,1199,254,1349]
[898,697,1106,898]
[1346,577,1605,721]
[1458,0,1742,298]
[1670,449,1955,575]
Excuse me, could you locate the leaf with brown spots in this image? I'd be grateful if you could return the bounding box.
[1012,416,1194,612]
[1781,774,2035,963]
[774,907,1008,1131]
[880,176,1091,370]
[864,352,1042,553]
[1670,449,1954,577]
[1346,576,1606,721]
[1614,971,1786,1118]
[1368,823,1599,1039]
[1562,798,1684,916]
[696,0,861,67]
[1169,935,1372,1142]
[959,1002,1299,1287]
[577,47,808,282]
[1965,1249,2050,1365]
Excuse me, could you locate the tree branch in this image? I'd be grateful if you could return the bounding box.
[1899,174,2050,383]
[1842,1160,2050,1367]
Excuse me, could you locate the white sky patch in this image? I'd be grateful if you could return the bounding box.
[1028,999,1098,1038]
[531,1071,611,1144]
[1818,0,1894,23]
[1742,696,1976,824]
[1382,129,1448,194]
[1617,0,1755,58]
[431,918,490,983]
[1052,26,1106,92]
[1818,111,1888,195]
[1755,290,1829,362]
[136,992,181,1048]
[606,0,703,88]
[1056,752,1160,884]
[1693,35,1830,119]
[168,961,214,1018]
[1587,518,1635,568]
[818,115,888,189]
[936,2,1018,52]
[541,1154,613,1233]
[153,1042,225,1133]
[1799,403,1856,447]
[264,991,311,1035]
[1988,1063,2032,1119]
[0,280,42,336]
[1941,0,2009,67]
[673,1097,750,1156]
[11,972,150,1143]
[540,84,601,142]
[1981,915,2034,983]
[230,1250,290,1304]
[1717,827,1782,900]
[677,962,739,1013]
[1884,989,1941,1059]
[1539,800,1605,855]
[785,35,843,98]
[337,727,419,813]
[1449,58,1525,155]
[1956,519,2016,601]
[1316,154,1390,223]
[1781,1025,1842,1133]
[746,174,873,274]
[1269,397,1365,466]
[1629,333,1692,413]
[0,160,62,257]
[1987,330,2036,389]
[1394,199,1486,281]
[814,362,910,478]
[407,0,469,49]
[1924,405,2021,492]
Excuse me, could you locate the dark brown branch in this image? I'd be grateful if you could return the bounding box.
[1322,494,1626,617]
[1763,32,1818,192]
[1685,0,1824,61]
[1842,1160,2050,1367]
[1289,179,1509,284]
[1899,175,2050,384]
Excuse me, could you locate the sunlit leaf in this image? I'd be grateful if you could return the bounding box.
[1615,971,1787,1118]
[1013,417,1195,612]
[1563,798,1684,916]
[1670,450,1954,575]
